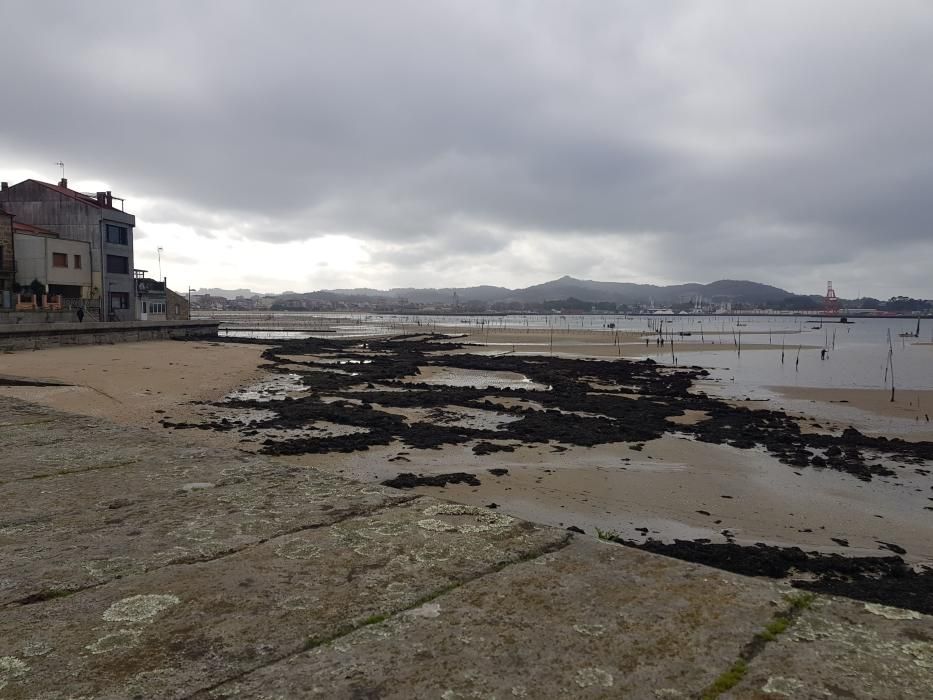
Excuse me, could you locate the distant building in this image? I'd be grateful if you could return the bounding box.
[254,295,278,309]
[0,178,137,320]
[166,288,190,320]
[134,270,168,320]
[0,208,13,308]
[134,271,190,320]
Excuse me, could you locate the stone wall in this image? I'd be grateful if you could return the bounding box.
[0,319,219,351]
[0,309,77,325]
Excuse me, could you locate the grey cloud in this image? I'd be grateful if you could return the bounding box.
[2,1,932,295]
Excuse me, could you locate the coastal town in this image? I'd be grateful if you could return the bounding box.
[0,177,188,324]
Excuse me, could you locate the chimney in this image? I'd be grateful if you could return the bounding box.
[59,178,68,188]
[106,190,113,207]
[1,182,7,191]
[96,192,106,205]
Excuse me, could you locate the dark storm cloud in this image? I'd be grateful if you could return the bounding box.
[2,1,932,295]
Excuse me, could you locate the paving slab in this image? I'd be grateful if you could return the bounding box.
[0,447,294,522]
[725,595,933,699]
[0,498,566,698]
[0,402,160,483]
[208,537,788,699]
[0,466,410,605]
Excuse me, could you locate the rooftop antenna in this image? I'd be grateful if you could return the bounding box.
[55,161,65,180]
[157,246,164,280]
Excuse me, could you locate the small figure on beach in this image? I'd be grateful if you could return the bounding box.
[76,307,85,323]
[820,348,827,360]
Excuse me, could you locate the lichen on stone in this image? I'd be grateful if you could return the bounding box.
[406,602,442,619]
[0,656,29,690]
[573,623,606,637]
[84,556,138,579]
[902,641,933,669]
[413,544,451,563]
[21,640,52,657]
[417,503,514,534]
[761,676,807,696]
[85,629,142,655]
[274,538,321,560]
[575,667,614,688]
[102,593,180,623]
[864,602,923,620]
[278,594,319,611]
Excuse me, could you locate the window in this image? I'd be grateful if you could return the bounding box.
[52,252,68,268]
[73,254,82,269]
[106,224,128,245]
[110,292,129,309]
[106,255,129,274]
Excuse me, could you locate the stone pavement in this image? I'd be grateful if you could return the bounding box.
[1,396,931,698]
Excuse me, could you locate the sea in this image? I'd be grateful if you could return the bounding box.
[197,311,933,397]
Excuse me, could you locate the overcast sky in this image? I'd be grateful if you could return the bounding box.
[2,2,931,298]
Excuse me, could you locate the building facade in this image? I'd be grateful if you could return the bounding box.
[0,209,13,308]
[135,272,167,320]
[13,224,92,299]
[0,179,137,320]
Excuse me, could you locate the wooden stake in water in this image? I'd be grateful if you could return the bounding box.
[886,329,896,402]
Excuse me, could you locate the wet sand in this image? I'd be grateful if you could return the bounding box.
[307,436,933,562]
[767,386,933,442]
[2,336,930,569]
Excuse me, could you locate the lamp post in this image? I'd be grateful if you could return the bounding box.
[187,287,195,320]
[107,281,114,322]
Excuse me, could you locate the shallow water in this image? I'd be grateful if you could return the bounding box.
[404,366,550,391]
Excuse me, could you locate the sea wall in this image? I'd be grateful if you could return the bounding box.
[0,319,219,351]
[0,309,76,325]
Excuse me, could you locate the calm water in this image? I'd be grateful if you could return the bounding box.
[202,312,931,392]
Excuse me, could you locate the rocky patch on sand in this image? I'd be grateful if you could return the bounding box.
[166,334,933,485]
[605,535,933,615]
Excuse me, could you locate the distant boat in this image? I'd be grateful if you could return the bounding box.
[899,318,921,338]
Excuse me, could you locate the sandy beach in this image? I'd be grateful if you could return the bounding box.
[2,334,931,567]
[0,340,268,429]
[765,386,933,442]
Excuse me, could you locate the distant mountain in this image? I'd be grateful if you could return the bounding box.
[503,276,790,305]
[316,285,512,304]
[195,288,260,299]
[298,276,793,306]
